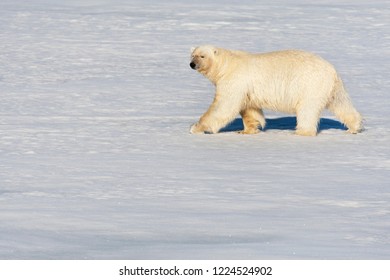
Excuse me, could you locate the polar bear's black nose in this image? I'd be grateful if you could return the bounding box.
[190,62,196,69]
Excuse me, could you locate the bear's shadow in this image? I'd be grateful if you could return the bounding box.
[220,117,347,133]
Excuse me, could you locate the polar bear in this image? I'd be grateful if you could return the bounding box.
[189,45,363,136]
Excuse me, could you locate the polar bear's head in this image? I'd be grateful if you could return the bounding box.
[190,45,219,74]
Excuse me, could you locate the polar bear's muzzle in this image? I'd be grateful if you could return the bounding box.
[190,61,197,69]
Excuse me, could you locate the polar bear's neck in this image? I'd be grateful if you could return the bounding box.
[203,66,220,85]
[204,50,240,85]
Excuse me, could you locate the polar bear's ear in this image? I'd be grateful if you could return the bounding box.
[213,47,219,56]
[190,47,196,53]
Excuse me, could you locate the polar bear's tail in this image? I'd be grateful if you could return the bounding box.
[327,77,363,133]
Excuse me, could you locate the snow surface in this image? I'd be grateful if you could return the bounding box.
[0,0,389,259]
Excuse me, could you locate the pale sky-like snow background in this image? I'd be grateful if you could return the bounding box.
[0,0,389,259]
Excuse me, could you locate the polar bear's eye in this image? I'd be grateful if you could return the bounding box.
[200,55,205,58]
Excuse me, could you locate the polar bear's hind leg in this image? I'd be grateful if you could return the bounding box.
[327,79,363,134]
[295,102,323,136]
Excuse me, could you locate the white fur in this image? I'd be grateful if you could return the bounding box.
[189,45,363,136]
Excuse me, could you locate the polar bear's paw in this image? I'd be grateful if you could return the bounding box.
[295,129,317,137]
[347,127,364,134]
[238,128,260,135]
[190,122,213,134]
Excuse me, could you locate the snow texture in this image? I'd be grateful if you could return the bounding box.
[0,0,389,259]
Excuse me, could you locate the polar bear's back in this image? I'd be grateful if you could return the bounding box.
[225,49,340,113]
[243,50,336,74]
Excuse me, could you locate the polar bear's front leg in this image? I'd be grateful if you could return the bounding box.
[190,90,242,134]
[239,108,266,134]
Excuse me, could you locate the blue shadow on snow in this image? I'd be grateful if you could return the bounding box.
[220,117,347,133]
